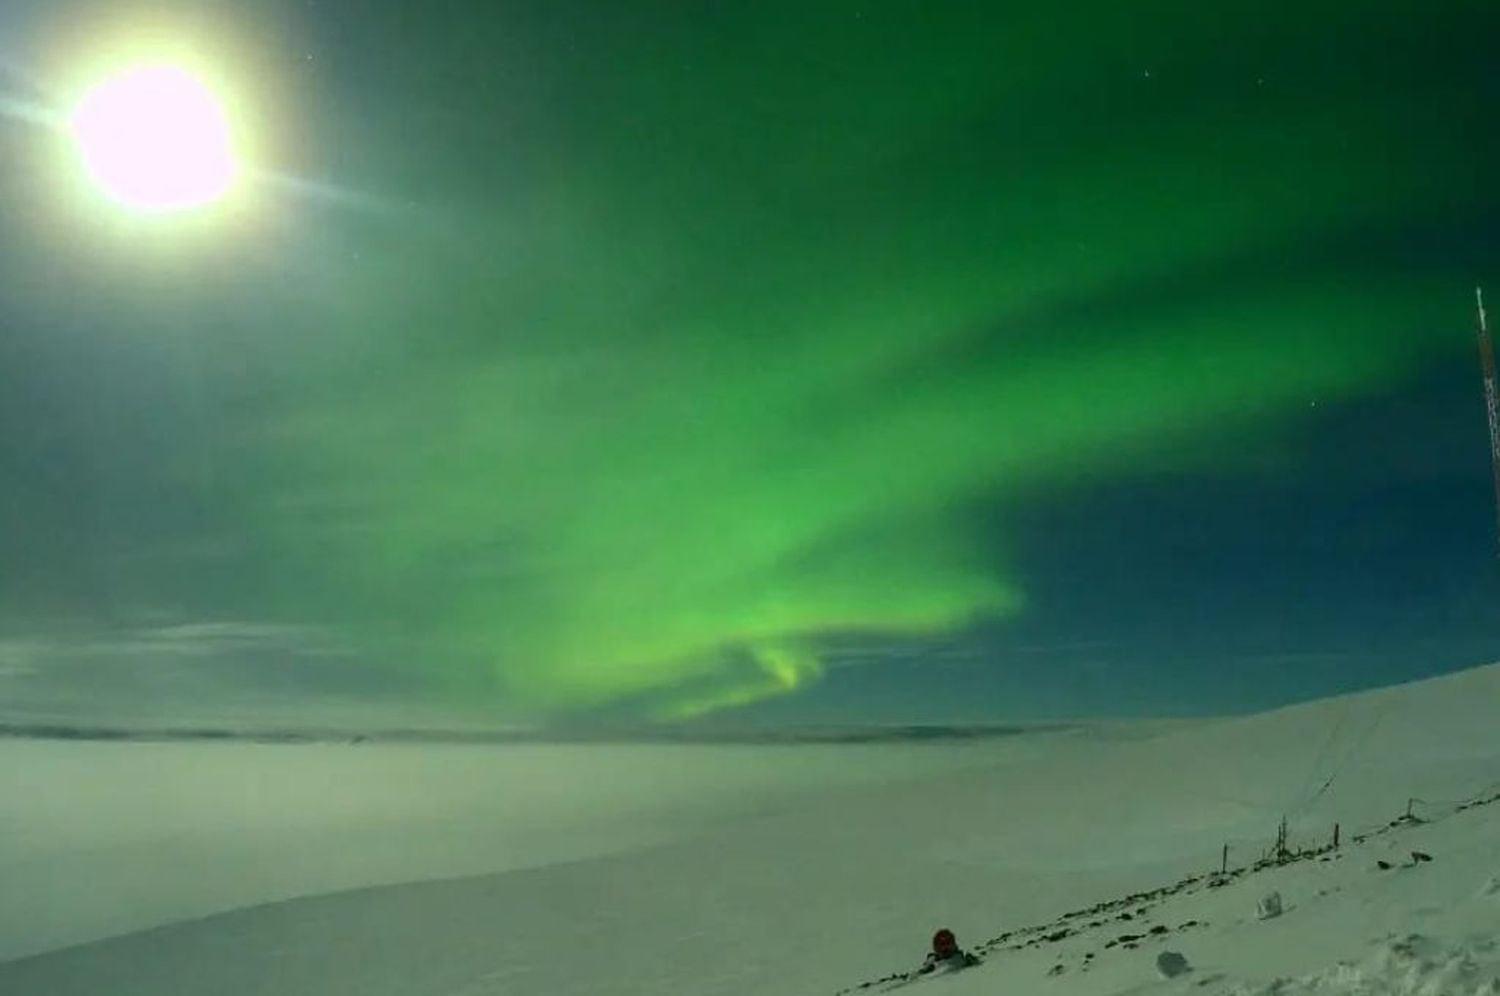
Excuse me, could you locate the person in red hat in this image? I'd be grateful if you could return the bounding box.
[918,928,982,975]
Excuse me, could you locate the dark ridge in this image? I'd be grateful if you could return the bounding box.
[0,720,1076,747]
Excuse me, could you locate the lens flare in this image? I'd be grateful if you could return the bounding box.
[68,62,237,212]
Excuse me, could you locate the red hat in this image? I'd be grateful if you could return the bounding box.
[932,928,957,954]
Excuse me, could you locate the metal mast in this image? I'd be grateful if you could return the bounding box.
[1475,287,1500,556]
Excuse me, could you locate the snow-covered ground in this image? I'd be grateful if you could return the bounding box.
[0,734,1030,960]
[1,663,1497,996]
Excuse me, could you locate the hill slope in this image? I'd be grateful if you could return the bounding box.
[1,663,1497,996]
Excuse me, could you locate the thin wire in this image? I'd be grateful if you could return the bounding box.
[1291,696,1355,810]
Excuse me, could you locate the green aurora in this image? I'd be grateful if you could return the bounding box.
[2,0,1496,720]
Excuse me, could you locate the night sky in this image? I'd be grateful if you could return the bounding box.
[1,1,1498,728]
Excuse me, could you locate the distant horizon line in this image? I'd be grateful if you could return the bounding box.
[0,717,1085,747]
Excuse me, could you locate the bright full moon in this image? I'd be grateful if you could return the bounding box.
[68,62,238,213]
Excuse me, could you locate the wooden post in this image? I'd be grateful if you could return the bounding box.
[1220,843,1228,875]
[1406,798,1414,820]
[1332,822,1340,849]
